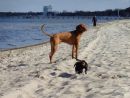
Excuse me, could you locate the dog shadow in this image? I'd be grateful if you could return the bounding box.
[59,72,74,78]
[18,63,28,67]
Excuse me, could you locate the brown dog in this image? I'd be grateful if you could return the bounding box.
[41,24,87,63]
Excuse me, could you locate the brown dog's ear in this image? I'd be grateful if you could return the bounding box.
[76,24,87,32]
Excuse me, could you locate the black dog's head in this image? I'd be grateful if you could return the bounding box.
[74,60,88,74]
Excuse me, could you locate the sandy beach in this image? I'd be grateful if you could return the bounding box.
[0,19,130,98]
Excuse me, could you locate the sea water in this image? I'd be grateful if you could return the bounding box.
[0,17,118,50]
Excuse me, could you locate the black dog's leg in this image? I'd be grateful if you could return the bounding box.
[74,63,77,68]
[84,62,88,74]
[84,67,87,74]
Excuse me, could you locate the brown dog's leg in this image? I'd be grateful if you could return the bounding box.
[49,43,58,63]
[75,43,79,59]
[72,45,76,59]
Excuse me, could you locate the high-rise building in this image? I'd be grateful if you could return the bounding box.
[43,5,52,16]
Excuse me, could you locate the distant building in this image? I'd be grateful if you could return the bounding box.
[43,5,52,16]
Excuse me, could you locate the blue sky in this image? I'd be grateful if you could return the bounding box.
[0,0,130,12]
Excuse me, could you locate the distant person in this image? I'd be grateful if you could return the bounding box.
[92,16,97,26]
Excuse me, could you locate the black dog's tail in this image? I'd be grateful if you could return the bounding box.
[74,58,82,61]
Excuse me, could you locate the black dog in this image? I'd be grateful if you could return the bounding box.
[74,59,88,74]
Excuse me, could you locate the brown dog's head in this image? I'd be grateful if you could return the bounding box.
[76,24,87,33]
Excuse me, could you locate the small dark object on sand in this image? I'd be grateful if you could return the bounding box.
[74,59,88,74]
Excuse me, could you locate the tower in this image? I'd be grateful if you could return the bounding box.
[43,5,52,16]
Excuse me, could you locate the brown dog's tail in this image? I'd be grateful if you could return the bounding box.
[41,24,53,37]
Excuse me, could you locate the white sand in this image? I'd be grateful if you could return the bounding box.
[0,19,130,98]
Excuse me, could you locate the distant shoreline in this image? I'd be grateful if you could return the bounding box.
[0,15,125,20]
